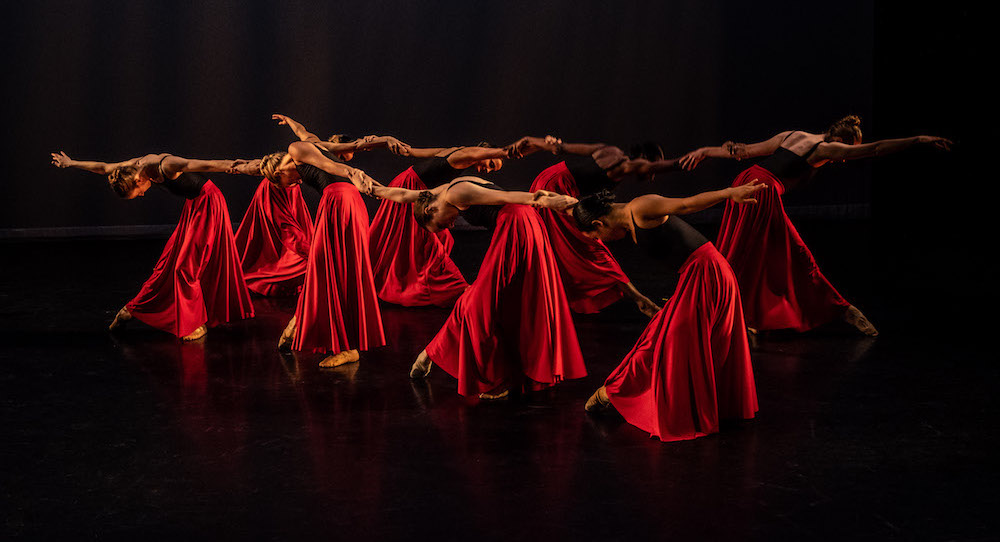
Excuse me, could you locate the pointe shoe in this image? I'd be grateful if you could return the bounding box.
[584,386,611,412]
[409,351,433,379]
[277,317,296,352]
[319,349,360,368]
[845,305,879,337]
[478,389,509,401]
[182,325,207,341]
[109,306,132,331]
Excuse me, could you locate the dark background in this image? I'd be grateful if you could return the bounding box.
[1,1,986,308]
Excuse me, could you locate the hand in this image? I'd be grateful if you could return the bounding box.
[917,135,952,151]
[504,137,530,159]
[228,158,260,175]
[349,169,374,194]
[385,136,410,156]
[728,179,765,204]
[361,135,381,144]
[272,113,293,126]
[51,151,73,168]
[635,297,661,318]
[678,148,708,170]
[544,135,563,153]
[532,190,578,211]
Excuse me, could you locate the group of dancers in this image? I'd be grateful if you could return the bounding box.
[51,114,951,442]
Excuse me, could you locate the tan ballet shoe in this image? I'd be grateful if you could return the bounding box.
[181,325,207,341]
[277,316,296,352]
[478,389,509,401]
[319,349,360,368]
[584,386,611,412]
[109,306,132,331]
[409,350,433,379]
[845,305,879,337]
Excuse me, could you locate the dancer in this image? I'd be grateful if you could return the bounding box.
[573,183,764,441]
[50,151,254,340]
[263,140,386,368]
[371,176,584,400]
[368,138,535,307]
[679,116,952,335]
[508,135,684,316]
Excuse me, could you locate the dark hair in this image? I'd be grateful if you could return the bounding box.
[108,165,139,198]
[573,190,616,231]
[476,141,492,148]
[826,115,862,144]
[629,141,664,161]
[412,190,437,228]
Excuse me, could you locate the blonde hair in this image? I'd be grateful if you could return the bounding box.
[108,165,140,198]
[260,151,287,184]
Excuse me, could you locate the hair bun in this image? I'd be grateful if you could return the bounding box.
[837,115,861,127]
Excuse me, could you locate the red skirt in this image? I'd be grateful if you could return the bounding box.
[605,244,758,441]
[426,205,587,397]
[716,165,850,332]
[126,181,254,337]
[529,162,629,313]
[369,167,468,307]
[292,183,386,354]
[234,179,314,296]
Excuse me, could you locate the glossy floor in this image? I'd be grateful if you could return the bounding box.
[1,228,995,540]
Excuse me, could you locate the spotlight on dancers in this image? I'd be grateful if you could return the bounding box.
[572,183,764,441]
[680,117,952,337]
[50,151,254,341]
[371,176,585,401]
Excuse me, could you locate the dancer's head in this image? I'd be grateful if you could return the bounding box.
[470,141,503,174]
[629,141,665,181]
[573,190,626,242]
[413,190,459,233]
[825,115,863,145]
[261,151,301,188]
[327,134,358,161]
[108,165,152,199]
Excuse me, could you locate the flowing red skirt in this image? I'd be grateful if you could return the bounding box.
[126,181,254,337]
[369,167,468,307]
[426,205,587,397]
[716,165,850,332]
[605,244,758,441]
[292,183,385,354]
[529,162,629,313]
[234,179,314,296]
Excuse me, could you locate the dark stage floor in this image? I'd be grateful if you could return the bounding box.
[1,223,997,540]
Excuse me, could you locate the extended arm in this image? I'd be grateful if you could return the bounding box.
[273,114,323,143]
[50,151,161,174]
[629,181,764,220]
[446,178,577,210]
[288,141,373,192]
[369,182,424,203]
[159,155,243,175]
[679,131,793,170]
[620,156,684,176]
[814,135,952,162]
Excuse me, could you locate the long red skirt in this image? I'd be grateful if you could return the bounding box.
[126,181,254,338]
[234,179,314,296]
[529,162,629,313]
[369,167,468,307]
[716,165,850,332]
[292,183,385,354]
[426,205,587,397]
[605,244,758,441]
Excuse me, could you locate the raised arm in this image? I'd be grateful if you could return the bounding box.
[51,151,161,175]
[288,141,373,192]
[679,131,794,170]
[812,135,952,162]
[629,181,764,221]
[273,114,323,143]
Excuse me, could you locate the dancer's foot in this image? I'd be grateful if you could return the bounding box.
[182,325,207,341]
[319,349,360,368]
[277,316,297,352]
[478,389,509,401]
[409,350,433,379]
[584,386,611,412]
[747,327,759,349]
[844,305,878,337]
[109,306,132,331]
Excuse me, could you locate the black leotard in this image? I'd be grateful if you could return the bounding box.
[758,136,821,189]
[632,212,709,274]
[565,155,619,196]
[154,157,208,200]
[413,149,465,188]
[448,179,506,229]
[294,145,353,193]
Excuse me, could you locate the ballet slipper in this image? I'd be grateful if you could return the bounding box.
[478,389,509,401]
[319,349,360,368]
[277,316,297,352]
[181,325,207,341]
[409,350,433,379]
[109,306,132,331]
[584,386,611,412]
[747,327,760,349]
[844,305,879,337]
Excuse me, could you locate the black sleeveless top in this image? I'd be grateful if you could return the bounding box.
[449,179,506,229]
[295,146,352,193]
[413,149,464,188]
[758,139,821,189]
[632,213,709,274]
[153,157,208,200]
[565,155,617,196]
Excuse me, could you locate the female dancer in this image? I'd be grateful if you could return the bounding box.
[505,136,685,317]
[50,151,254,340]
[370,176,583,400]
[573,183,764,441]
[367,138,534,307]
[262,140,388,368]
[233,114,408,297]
[679,116,952,336]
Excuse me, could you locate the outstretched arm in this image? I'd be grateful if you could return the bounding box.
[679,131,793,170]
[813,135,952,162]
[446,146,511,169]
[620,156,684,177]
[159,155,244,175]
[273,113,323,143]
[50,151,162,174]
[273,114,410,156]
[446,178,577,210]
[369,182,424,203]
[288,141,373,193]
[629,181,765,221]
